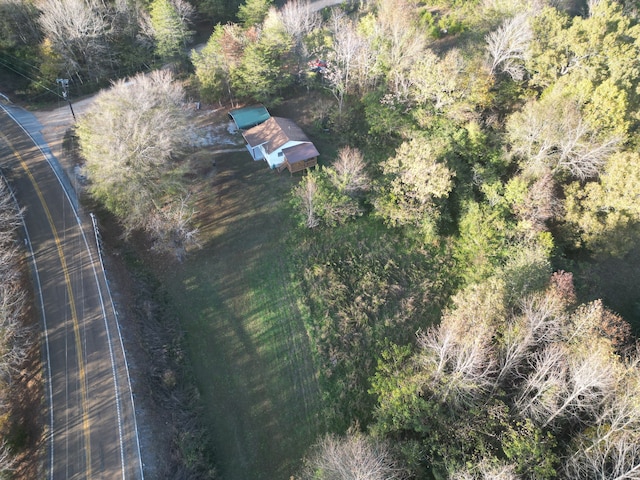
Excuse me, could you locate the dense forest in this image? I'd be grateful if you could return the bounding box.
[3,0,640,478]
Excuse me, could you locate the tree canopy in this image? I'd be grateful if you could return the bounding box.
[77,70,199,257]
[6,0,640,478]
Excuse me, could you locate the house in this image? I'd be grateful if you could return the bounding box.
[242,116,319,173]
[228,104,271,130]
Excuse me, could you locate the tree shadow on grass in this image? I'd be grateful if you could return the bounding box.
[160,151,322,480]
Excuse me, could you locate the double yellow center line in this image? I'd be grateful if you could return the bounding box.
[0,131,92,478]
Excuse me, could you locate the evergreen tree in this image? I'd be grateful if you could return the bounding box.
[150,0,193,62]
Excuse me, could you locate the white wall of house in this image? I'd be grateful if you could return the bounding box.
[246,143,265,161]
[261,141,306,168]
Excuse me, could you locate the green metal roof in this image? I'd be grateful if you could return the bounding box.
[229,104,271,130]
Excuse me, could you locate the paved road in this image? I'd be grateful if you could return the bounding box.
[310,0,351,10]
[0,104,143,479]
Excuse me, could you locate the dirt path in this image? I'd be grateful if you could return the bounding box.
[29,96,95,195]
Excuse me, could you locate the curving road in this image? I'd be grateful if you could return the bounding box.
[0,104,143,479]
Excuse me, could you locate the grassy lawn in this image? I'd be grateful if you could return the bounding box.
[155,150,322,479]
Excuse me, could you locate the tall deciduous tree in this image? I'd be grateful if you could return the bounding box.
[374,136,454,237]
[77,71,198,257]
[527,0,640,135]
[0,0,40,51]
[301,430,406,480]
[38,0,111,81]
[564,151,640,257]
[486,13,532,80]
[506,91,620,180]
[324,11,374,114]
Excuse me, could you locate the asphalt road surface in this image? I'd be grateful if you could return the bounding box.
[0,104,143,479]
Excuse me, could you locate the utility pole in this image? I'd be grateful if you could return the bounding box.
[56,78,76,121]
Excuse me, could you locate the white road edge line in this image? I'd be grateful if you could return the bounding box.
[0,171,55,480]
[91,212,145,480]
[88,212,126,480]
[0,103,144,479]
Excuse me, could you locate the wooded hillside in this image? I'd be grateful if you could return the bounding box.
[3,0,640,478]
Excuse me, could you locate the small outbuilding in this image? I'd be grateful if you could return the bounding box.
[242,116,319,172]
[277,143,319,174]
[229,104,271,130]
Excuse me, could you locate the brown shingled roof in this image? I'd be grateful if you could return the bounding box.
[242,117,310,154]
[282,142,320,164]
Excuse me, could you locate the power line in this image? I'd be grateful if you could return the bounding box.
[0,57,62,99]
[0,50,42,74]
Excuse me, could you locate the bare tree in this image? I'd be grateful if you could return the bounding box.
[515,339,618,427]
[510,172,561,233]
[278,0,320,41]
[451,460,522,480]
[514,342,568,423]
[486,13,532,80]
[0,180,30,474]
[507,92,620,179]
[564,428,640,479]
[543,341,618,427]
[302,430,407,480]
[325,11,373,114]
[495,315,534,387]
[294,174,320,228]
[0,187,28,378]
[519,291,567,345]
[77,70,198,256]
[416,310,497,409]
[327,147,370,195]
[38,0,112,82]
[573,364,640,460]
[0,282,28,379]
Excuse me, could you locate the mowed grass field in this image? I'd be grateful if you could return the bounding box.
[155,149,322,479]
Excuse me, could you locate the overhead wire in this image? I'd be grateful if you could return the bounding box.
[0,49,42,73]
[0,56,62,99]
